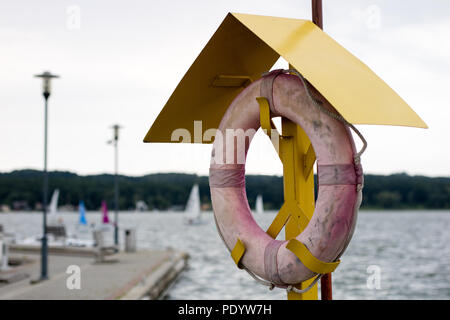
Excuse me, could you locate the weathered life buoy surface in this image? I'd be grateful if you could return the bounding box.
[209,69,363,286]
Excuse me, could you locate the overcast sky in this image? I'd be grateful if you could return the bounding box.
[1,0,449,177]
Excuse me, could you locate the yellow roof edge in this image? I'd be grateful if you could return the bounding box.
[143,12,428,144]
[231,12,428,130]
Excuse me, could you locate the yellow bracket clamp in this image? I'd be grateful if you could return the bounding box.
[256,97,281,159]
[266,201,310,239]
[286,239,340,274]
[256,97,274,136]
[231,231,341,275]
[231,238,246,269]
[303,144,316,180]
[266,203,291,239]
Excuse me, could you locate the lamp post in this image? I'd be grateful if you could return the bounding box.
[108,124,121,246]
[34,71,59,281]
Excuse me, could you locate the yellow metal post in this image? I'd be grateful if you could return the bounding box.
[283,2,320,300]
[280,118,318,300]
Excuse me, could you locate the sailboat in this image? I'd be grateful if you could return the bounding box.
[19,189,66,245]
[95,201,113,232]
[46,189,66,239]
[102,201,110,224]
[183,184,203,225]
[65,200,95,247]
[48,189,59,220]
[78,200,88,226]
[255,194,264,214]
[47,189,61,225]
[74,200,91,236]
[18,195,95,248]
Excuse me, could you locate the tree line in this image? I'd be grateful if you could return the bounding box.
[0,170,449,211]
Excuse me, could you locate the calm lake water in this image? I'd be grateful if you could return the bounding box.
[1,210,449,300]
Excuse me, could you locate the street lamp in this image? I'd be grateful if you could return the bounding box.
[34,71,60,281]
[108,124,122,246]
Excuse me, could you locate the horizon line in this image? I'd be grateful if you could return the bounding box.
[1,168,449,179]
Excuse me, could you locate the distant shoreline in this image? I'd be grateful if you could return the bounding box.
[1,169,449,211]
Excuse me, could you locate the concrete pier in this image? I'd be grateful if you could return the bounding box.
[0,249,188,300]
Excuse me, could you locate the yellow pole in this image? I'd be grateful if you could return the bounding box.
[281,118,318,300]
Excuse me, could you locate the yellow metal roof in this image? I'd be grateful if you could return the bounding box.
[144,12,427,143]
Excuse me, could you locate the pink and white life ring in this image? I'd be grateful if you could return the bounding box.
[209,69,364,290]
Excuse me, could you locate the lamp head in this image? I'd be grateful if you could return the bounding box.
[34,71,60,97]
[110,124,122,141]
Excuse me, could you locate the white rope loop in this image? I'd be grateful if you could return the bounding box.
[284,69,368,165]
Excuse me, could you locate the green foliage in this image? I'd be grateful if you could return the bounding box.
[0,170,449,210]
[374,191,402,208]
[361,173,450,209]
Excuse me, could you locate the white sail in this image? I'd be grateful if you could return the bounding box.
[256,194,264,214]
[47,189,61,226]
[184,184,201,224]
[49,189,60,216]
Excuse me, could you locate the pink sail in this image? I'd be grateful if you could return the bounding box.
[101,200,110,224]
